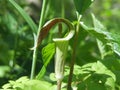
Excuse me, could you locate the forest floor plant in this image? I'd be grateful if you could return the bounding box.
[1,0,120,90]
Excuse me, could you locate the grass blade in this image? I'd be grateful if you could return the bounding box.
[8,0,37,33]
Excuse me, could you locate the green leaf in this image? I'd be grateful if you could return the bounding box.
[92,61,116,81]
[13,83,24,89]
[87,82,106,90]
[96,39,107,59]
[8,0,37,33]
[0,66,10,78]
[36,43,55,79]
[80,22,109,43]
[2,83,12,89]
[49,73,57,81]
[109,33,120,56]
[91,14,120,56]
[42,43,55,63]
[105,77,115,89]
[91,14,113,43]
[24,80,52,90]
[81,14,120,57]
[92,14,120,57]
[16,76,29,83]
[2,76,54,90]
[74,0,94,14]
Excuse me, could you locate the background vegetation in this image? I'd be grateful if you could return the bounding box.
[0,0,120,90]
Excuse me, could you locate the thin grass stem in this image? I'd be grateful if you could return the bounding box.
[30,0,46,79]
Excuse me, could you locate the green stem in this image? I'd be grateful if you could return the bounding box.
[30,0,46,79]
[37,0,46,33]
[67,14,81,90]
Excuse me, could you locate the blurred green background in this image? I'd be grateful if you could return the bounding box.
[0,0,120,87]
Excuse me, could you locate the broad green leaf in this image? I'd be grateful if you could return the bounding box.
[105,77,115,90]
[87,83,106,90]
[96,39,106,59]
[80,21,109,43]
[36,43,55,79]
[42,43,55,63]
[92,14,120,56]
[2,83,12,89]
[81,14,120,57]
[112,43,120,56]
[16,76,29,83]
[24,80,52,90]
[74,0,94,14]
[109,33,120,56]
[13,83,24,89]
[2,76,54,90]
[92,61,116,81]
[8,0,37,33]
[49,73,57,81]
[36,65,46,79]
[64,61,116,90]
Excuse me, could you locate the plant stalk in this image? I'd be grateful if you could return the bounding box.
[57,80,62,90]
[67,14,81,90]
[30,0,46,79]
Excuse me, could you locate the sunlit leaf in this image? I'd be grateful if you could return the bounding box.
[81,14,120,57]
[96,39,106,59]
[36,43,55,79]
[42,43,55,63]
[16,76,29,83]
[13,83,24,89]
[92,61,116,81]
[105,77,115,90]
[24,80,52,90]
[2,83,12,89]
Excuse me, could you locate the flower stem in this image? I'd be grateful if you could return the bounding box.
[67,14,81,90]
[57,80,62,90]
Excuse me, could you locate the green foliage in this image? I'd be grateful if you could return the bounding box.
[8,0,37,33]
[0,0,120,90]
[64,61,116,90]
[2,76,54,90]
[74,0,94,14]
[36,43,55,79]
[81,14,120,57]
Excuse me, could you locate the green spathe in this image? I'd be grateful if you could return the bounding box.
[53,30,74,81]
